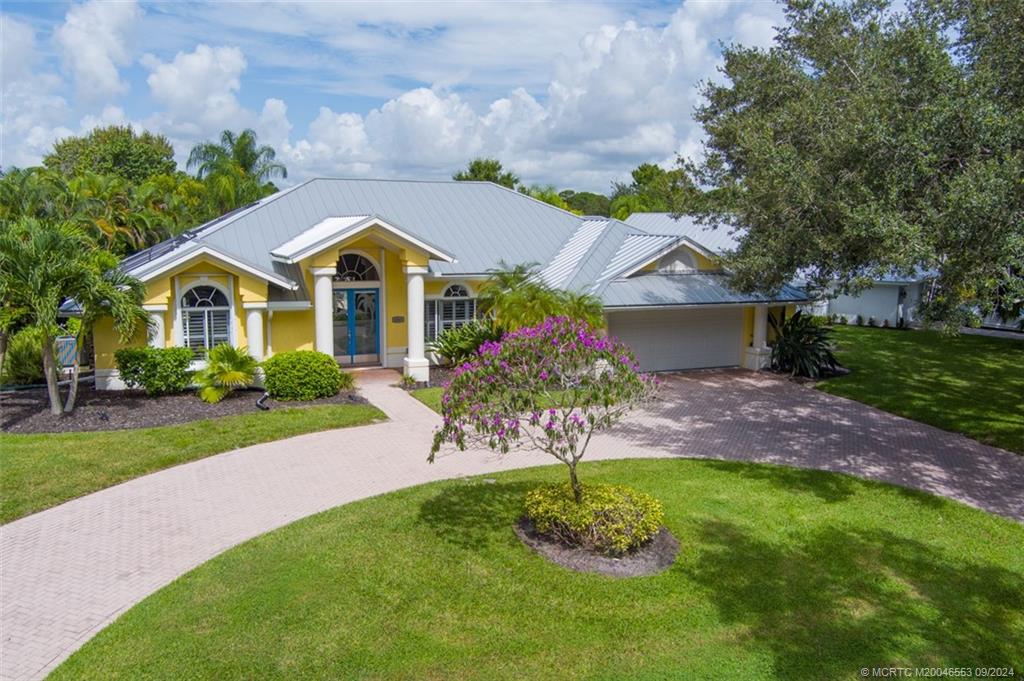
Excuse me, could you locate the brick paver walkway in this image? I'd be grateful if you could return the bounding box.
[2,369,1021,680]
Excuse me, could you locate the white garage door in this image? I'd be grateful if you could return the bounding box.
[607,307,743,371]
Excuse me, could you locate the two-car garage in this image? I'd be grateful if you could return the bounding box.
[606,307,745,371]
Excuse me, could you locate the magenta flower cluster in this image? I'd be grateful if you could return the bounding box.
[429,316,659,463]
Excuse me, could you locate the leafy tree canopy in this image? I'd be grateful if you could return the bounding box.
[610,162,700,220]
[452,158,519,189]
[520,184,580,213]
[43,126,176,185]
[688,0,1023,327]
[559,190,611,216]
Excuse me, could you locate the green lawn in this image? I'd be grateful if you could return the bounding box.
[52,459,1023,680]
[819,326,1024,454]
[0,404,385,523]
[410,386,443,412]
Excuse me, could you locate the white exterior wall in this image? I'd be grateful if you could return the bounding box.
[829,283,922,326]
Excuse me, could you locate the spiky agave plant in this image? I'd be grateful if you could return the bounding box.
[195,344,258,403]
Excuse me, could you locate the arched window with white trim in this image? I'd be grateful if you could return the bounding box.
[335,253,379,282]
[425,283,476,341]
[181,284,231,356]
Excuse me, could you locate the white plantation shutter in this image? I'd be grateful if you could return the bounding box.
[424,294,477,341]
[180,285,232,356]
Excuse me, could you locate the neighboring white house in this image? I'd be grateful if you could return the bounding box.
[827,274,930,327]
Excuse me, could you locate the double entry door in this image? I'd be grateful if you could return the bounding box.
[333,288,379,365]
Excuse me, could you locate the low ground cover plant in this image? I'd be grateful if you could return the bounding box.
[429,319,504,365]
[262,350,351,400]
[114,346,194,395]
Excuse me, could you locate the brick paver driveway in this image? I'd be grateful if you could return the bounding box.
[2,369,1022,680]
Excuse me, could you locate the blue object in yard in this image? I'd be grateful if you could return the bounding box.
[55,336,78,368]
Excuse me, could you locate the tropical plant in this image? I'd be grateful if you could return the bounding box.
[194,344,259,403]
[115,347,195,396]
[429,319,505,365]
[769,311,841,379]
[0,326,44,385]
[519,184,578,213]
[261,350,350,401]
[430,316,659,502]
[477,262,605,330]
[187,129,287,184]
[0,218,148,414]
[452,158,518,189]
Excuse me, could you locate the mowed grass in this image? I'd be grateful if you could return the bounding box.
[819,326,1024,453]
[53,459,1023,680]
[410,386,443,413]
[0,404,385,523]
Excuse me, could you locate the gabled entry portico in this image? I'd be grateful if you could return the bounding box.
[280,215,455,382]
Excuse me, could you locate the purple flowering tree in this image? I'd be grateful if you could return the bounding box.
[429,317,659,503]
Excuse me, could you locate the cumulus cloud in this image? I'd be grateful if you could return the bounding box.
[54,0,141,99]
[2,1,786,191]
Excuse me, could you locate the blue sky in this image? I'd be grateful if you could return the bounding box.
[1,1,784,192]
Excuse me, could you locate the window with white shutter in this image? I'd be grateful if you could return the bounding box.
[180,285,231,357]
[424,284,476,341]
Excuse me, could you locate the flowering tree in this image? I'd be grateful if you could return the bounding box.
[429,317,659,503]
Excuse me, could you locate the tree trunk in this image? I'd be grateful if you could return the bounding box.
[41,334,64,416]
[0,331,8,384]
[568,461,583,503]
[63,340,82,413]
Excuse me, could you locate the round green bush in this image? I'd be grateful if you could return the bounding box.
[524,483,664,555]
[261,350,352,401]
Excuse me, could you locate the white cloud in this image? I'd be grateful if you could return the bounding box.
[54,0,141,99]
[141,44,250,136]
[2,14,38,83]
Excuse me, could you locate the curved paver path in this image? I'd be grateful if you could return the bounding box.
[2,369,1022,680]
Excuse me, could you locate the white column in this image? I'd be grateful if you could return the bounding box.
[245,306,265,360]
[313,267,335,356]
[403,265,429,382]
[171,276,183,345]
[145,308,166,348]
[743,303,771,370]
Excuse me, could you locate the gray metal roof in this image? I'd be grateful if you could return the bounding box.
[122,179,806,309]
[600,273,808,308]
[624,213,742,255]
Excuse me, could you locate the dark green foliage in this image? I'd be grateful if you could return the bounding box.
[558,190,611,216]
[195,345,258,404]
[689,0,1024,328]
[769,311,840,378]
[114,347,194,396]
[1,327,44,385]
[429,319,505,365]
[43,126,176,185]
[452,158,518,188]
[261,350,350,401]
[524,482,664,555]
[609,162,701,220]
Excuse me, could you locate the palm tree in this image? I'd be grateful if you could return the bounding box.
[187,129,287,183]
[0,219,148,414]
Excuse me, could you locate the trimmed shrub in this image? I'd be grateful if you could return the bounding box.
[1,327,44,385]
[428,319,505,365]
[261,350,351,401]
[524,483,664,555]
[769,310,841,378]
[195,344,258,403]
[114,346,194,395]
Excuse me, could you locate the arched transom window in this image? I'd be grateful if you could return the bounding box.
[425,283,476,341]
[335,253,379,282]
[181,285,230,355]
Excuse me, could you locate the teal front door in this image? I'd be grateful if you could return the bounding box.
[333,288,379,365]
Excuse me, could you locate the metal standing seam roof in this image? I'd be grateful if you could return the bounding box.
[539,219,610,288]
[121,179,807,308]
[602,273,808,308]
[624,212,743,255]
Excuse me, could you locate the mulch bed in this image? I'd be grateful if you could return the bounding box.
[0,385,367,435]
[514,517,680,578]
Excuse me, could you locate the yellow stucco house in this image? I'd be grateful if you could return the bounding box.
[94,179,804,389]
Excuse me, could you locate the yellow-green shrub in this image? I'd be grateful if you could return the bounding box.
[524,483,664,555]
